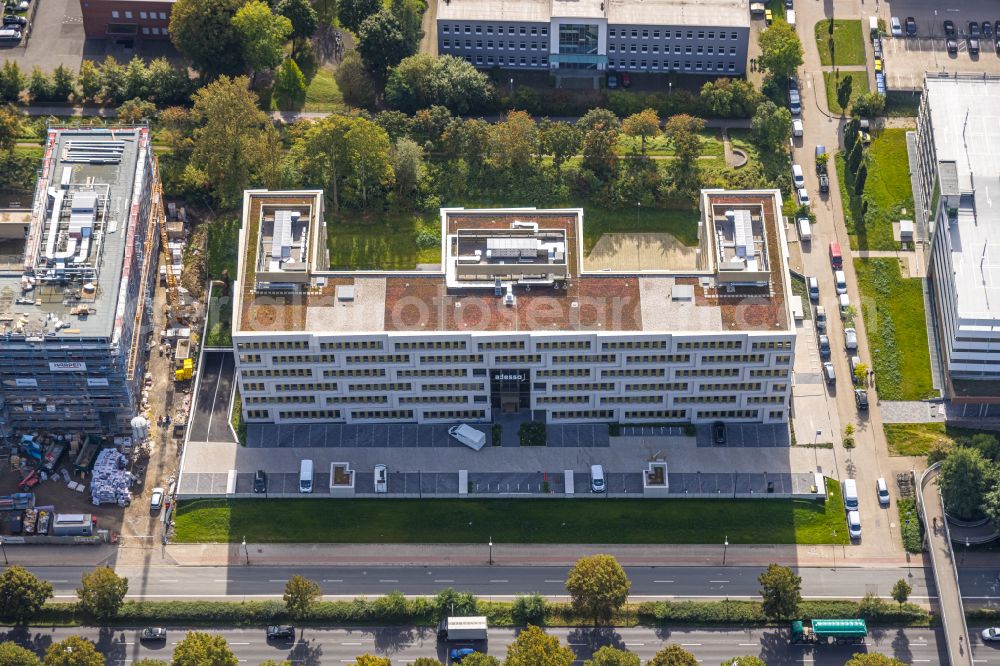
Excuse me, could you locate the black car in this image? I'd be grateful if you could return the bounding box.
[818,173,830,193]
[905,16,917,36]
[995,20,1000,37]
[712,421,727,445]
[969,21,981,38]
[854,389,869,410]
[944,19,956,37]
[984,21,993,38]
[2,14,25,26]
[140,628,167,642]
[266,625,295,641]
[253,469,267,493]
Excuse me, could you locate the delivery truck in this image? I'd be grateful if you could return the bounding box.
[448,424,487,451]
[790,619,867,645]
[437,616,488,642]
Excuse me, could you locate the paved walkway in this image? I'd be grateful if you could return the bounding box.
[879,400,945,423]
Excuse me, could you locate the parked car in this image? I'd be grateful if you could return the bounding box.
[2,14,26,26]
[855,389,869,411]
[792,163,805,188]
[789,90,801,115]
[876,477,890,506]
[834,269,847,295]
[823,361,836,385]
[788,76,798,92]
[847,510,862,539]
[944,20,955,37]
[819,335,831,359]
[947,38,958,54]
[983,21,993,37]
[149,487,164,513]
[970,37,980,54]
[797,188,810,207]
[905,16,917,36]
[253,469,267,493]
[792,118,804,137]
[450,648,480,661]
[970,21,981,38]
[712,421,727,445]
[140,628,167,642]
[982,627,1000,642]
[844,327,858,350]
[266,626,295,641]
[374,463,388,494]
[839,293,851,318]
[807,276,819,301]
[818,173,829,193]
[815,305,827,332]
[874,57,883,72]
[606,72,619,89]
[620,72,631,88]
[996,36,1000,53]
[890,16,902,37]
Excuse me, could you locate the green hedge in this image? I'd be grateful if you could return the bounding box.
[637,599,929,627]
[898,498,924,554]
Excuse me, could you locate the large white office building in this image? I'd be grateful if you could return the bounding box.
[436,0,750,76]
[915,75,1000,391]
[230,189,795,426]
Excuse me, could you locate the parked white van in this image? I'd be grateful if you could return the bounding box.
[798,218,812,243]
[843,478,859,509]
[834,270,847,294]
[590,465,606,493]
[374,464,388,494]
[299,459,314,493]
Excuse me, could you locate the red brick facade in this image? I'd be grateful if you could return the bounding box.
[79,0,174,40]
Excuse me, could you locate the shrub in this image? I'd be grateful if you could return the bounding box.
[512,594,547,626]
[897,498,923,554]
[518,421,546,446]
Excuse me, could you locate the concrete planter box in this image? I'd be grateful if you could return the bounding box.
[642,462,669,496]
[329,463,355,496]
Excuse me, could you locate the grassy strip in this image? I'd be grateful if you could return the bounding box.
[206,214,241,280]
[815,19,867,66]
[897,497,923,554]
[174,479,849,545]
[27,598,930,628]
[230,388,245,446]
[203,285,233,348]
[854,258,934,400]
[882,423,984,457]
[823,71,870,115]
[789,274,812,320]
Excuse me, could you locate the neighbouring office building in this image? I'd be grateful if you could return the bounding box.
[436,0,749,76]
[231,189,794,427]
[0,126,161,435]
[915,74,1000,395]
[79,0,174,42]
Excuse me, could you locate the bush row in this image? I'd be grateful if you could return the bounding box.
[638,599,930,627]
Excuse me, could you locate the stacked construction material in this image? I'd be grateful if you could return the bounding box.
[90,449,133,507]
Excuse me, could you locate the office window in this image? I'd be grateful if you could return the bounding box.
[443,39,450,47]
[609,44,616,52]
[520,56,526,64]
[730,46,736,55]
[498,55,505,64]
[541,56,548,65]
[520,41,526,49]
[728,62,736,70]
[475,25,481,33]
[675,30,682,38]
[640,44,647,53]
[619,59,626,67]
[686,30,693,38]
[684,61,691,69]
[124,10,132,18]
[697,31,704,38]
[652,45,659,52]
[111,9,119,17]
[541,27,548,35]
[531,26,538,35]
[508,26,515,34]
[139,11,147,19]
[487,55,494,63]
[443,25,449,33]
[609,28,616,37]
[696,61,703,70]
[673,45,680,53]
[464,25,471,33]
[642,29,648,38]
[708,31,715,39]
[486,25,493,33]
[707,46,714,54]
[674,60,680,68]
[142,26,150,34]
[151,26,159,34]
[696,45,703,54]
[629,59,636,68]
[640,59,647,67]
[465,39,471,47]
[530,41,537,49]
[531,56,537,64]
[731,31,738,39]
[508,40,514,49]
[685,45,692,54]
[158,11,166,19]
[476,54,483,63]
[653,30,660,38]
[630,43,636,52]
[476,40,482,48]
[519,26,526,34]
[651,60,658,69]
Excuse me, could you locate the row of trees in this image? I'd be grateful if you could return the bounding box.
[0,565,128,623]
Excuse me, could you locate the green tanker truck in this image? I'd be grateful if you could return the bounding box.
[791,619,868,645]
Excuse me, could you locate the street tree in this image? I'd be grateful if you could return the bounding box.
[352,657,391,666]
[169,0,248,78]
[757,20,803,80]
[233,1,293,77]
[43,636,103,666]
[837,75,854,113]
[461,655,500,666]
[663,114,706,195]
[171,631,239,666]
[581,122,619,182]
[131,661,169,666]
[983,482,1000,529]
[0,566,53,624]
[890,579,911,606]
[0,60,24,102]
[411,659,445,666]
[283,575,322,620]
[0,104,21,153]
[844,654,906,666]
[0,641,41,666]
[488,110,538,173]
[511,593,548,626]
[564,554,631,625]
[77,60,100,101]
[98,56,127,103]
[757,563,802,620]
[938,446,990,520]
[503,625,574,666]
[357,9,409,79]
[578,107,621,132]
[622,108,660,157]
[720,657,766,666]
[540,120,581,173]
[392,137,425,207]
[276,0,318,52]
[338,0,381,32]
[853,362,868,386]
[750,100,792,152]
[77,567,129,621]
[190,75,272,207]
[584,645,640,666]
[647,644,698,666]
[52,65,75,101]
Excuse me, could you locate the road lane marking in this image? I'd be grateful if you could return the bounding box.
[709,580,730,583]
[654,580,675,583]
[681,643,702,646]
[489,579,509,583]
[48,580,68,583]
[739,643,758,646]
[544,579,564,583]
[268,579,286,583]
[624,643,645,646]
[434,579,455,583]
[342,642,363,645]
[213,579,233,583]
[158,579,178,583]
[323,579,343,582]
[378,579,399,583]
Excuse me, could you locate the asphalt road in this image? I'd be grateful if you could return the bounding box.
[22,564,962,602]
[187,351,236,444]
[0,625,961,665]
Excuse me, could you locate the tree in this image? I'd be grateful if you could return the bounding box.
[720,658,766,666]
[43,636,103,666]
[0,641,41,666]
[52,65,75,101]
[581,123,619,182]
[76,567,129,621]
[233,1,293,77]
[117,98,157,124]
[646,645,698,666]
[256,661,291,666]
[411,659,444,666]
[578,108,621,132]
[512,593,548,626]
[0,566,53,623]
[0,61,24,102]
[836,74,853,113]
[335,51,378,108]
[357,9,409,79]
[392,137,424,207]
[462,656,500,666]
[540,121,581,173]
[345,117,394,208]
[169,0,247,78]
[983,481,1000,529]
[503,625,574,666]
[27,67,52,102]
[338,0,380,33]
[844,654,906,666]
[0,104,21,154]
[276,0,318,51]
[622,108,660,157]
[124,56,148,100]
[385,54,494,114]
[390,0,424,53]
[273,58,307,108]
[351,657,390,666]
[488,110,538,173]
[937,446,990,520]
[890,578,911,606]
[564,554,631,625]
[284,575,322,620]
[663,114,706,195]
[171,631,238,666]
[190,75,272,206]
[434,588,478,618]
[750,100,792,152]
[757,20,804,80]
[99,56,127,103]
[131,661,169,666]
[77,60,100,101]
[584,646,640,666]
[146,57,191,105]
[757,563,801,620]
[852,92,886,118]
[970,432,1000,461]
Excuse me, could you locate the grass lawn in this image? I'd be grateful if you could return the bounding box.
[837,128,915,250]
[815,20,866,66]
[303,66,345,112]
[327,211,442,269]
[203,285,233,348]
[174,479,848,544]
[883,422,984,456]
[854,258,934,401]
[617,130,724,158]
[823,71,870,115]
[206,215,241,280]
[790,274,812,320]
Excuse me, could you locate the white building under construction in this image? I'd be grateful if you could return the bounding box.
[0,126,162,435]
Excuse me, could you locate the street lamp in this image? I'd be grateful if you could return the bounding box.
[488,536,493,565]
[509,78,514,94]
[963,537,969,565]
[723,536,729,566]
[242,536,249,565]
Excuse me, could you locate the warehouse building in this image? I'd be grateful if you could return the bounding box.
[436,0,749,76]
[231,189,794,426]
[915,74,1000,392]
[0,126,161,435]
